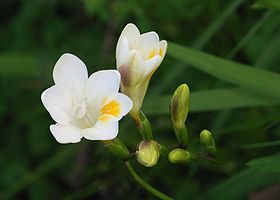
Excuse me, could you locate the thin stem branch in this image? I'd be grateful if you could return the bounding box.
[125,161,173,200]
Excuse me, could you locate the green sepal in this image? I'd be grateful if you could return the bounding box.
[136,111,153,140]
[174,125,188,148]
[103,138,131,160]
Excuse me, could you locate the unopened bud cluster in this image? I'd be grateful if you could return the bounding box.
[102,23,217,168]
[168,84,217,164]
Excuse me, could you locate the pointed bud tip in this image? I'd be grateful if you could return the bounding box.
[177,83,190,94]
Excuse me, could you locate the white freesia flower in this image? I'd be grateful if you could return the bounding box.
[116,23,167,118]
[41,53,133,144]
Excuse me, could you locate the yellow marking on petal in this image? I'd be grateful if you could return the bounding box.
[101,100,121,117]
[98,115,111,122]
[159,48,163,57]
[147,49,157,59]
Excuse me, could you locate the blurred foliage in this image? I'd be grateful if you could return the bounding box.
[1,0,280,199]
[253,0,280,11]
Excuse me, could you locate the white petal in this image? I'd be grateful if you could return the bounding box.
[115,93,133,120]
[117,50,146,87]
[86,70,121,108]
[50,123,82,144]
[119,23,140,44]
[116,37,130,68]
[53,53,88,101]
[41,85,75,125]
[82,114,118,140]
[145,55,162,76]
[129,51,147,84]
[159,40,168,58]
[139,31,160,51]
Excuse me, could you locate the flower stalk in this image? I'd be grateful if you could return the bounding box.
[133,111,153,140]
[125,161,173,200]
[173,126,188,149]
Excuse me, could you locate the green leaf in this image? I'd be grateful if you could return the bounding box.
[227,10,273,59]
[150,0,246,96]
[247,154,280,172]
[168,43,280,100]
[143,88,279,115]
[0,53,39,76]
[219,113,280,136]
[195,168,280,200]
[252,0,280,11]
[243,141,280,149]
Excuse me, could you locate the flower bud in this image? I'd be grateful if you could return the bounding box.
[103,138,131,160]
[170,84,190,129]
[136,140,160,167]
[170,84,190,147]
[200,130,212,146]
[116,23,167,118]
[200,129,216,157]
[168,148,191,164]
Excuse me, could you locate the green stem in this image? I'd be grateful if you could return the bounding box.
[174,125,188,149]
[133,111,153,140]
[125,161,173,200]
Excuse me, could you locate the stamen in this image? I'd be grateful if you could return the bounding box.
[75,102,87,119]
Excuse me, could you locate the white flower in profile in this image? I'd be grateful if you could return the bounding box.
[41,53,133,144]
[116,23,167,118]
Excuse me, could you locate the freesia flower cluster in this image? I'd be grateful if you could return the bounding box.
[41,23,167,144]
[41,23,216,199]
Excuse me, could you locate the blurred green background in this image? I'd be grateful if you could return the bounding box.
[1,0,280,199]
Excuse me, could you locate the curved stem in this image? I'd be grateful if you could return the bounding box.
[133,111,154,140]
[125,161,173,200]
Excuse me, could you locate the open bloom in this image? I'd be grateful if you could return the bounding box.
[116,23,167,118]
[41,53,132,144]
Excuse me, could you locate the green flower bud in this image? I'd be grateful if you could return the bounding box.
[200,129,212,147]
[168,148,191,164]
[103,138,131,160]
[170,84,190,147]
[136,140,160,167]
[200,129,216,157]
[170,84,190,129]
